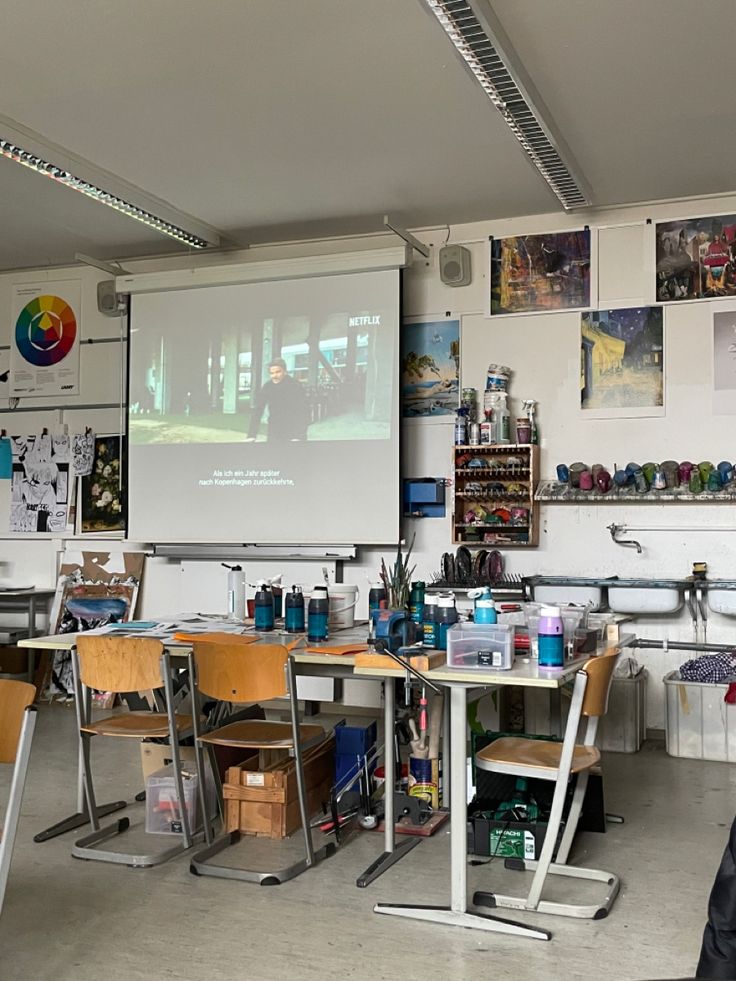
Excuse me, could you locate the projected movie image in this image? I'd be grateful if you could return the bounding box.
[130,299,393,446]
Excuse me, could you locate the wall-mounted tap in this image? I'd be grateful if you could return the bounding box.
[607,523,642,554]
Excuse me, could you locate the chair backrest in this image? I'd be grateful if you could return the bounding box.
[581,646,620,718]
[192,642,289,703]
[0,680,36,764]
[75,636,165,693]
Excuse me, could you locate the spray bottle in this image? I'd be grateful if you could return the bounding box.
[285,585,306,633]
[222,563,246,621]
[522,399,538,445]
[254,580,275,631]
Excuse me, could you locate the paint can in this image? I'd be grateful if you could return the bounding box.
[328,585,359,629]
[486,364,511,391]
[408,756,439,809]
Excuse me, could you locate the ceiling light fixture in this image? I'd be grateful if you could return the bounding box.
[421,0,592,210]
[0,134,215,249]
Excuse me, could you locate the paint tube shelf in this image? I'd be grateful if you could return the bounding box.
[535,480,736,503]
[453,445,539,547]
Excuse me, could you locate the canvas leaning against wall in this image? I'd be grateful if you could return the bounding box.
[401,318,460,420]
[490,229,591,316]
[580,307,664,418]
[656,214,736,302]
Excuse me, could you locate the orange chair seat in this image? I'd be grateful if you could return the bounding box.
[476,736,600,775]
[200,719,324,749]
[81,711,195,738]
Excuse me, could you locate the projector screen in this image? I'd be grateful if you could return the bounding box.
[127,269,400,544]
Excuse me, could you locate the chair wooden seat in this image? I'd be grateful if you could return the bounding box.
[200,719,324,749]
[81,711,195,738]
[476,736,600,776]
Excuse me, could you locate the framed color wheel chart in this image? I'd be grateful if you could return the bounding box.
[10,281,81,397]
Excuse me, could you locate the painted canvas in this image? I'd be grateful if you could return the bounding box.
[401,318,460,419]
[47,551,145,698]
[79,435,125,533]
[580,307,664,417]
[656,214,736,302]
[490,229,591,315]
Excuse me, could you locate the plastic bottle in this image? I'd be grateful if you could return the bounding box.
[474,598,497,625]
[409,581,425,625]
[497,392,511,444]
[222,563,246,621]
[436,594,458,651]
[368,583,387,613]
[285,585,305,633]
[538,605,564,667]
[254,580,275,631]
[307,586,329,643]
[423,594,438,648]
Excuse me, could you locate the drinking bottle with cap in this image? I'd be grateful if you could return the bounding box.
[409,581,425,624]
[436,594,458,651]
[254,580,275,631]
[307,585,329,643]
[223,563,246,621]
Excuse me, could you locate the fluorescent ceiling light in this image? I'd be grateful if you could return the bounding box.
[0,115,220,249]
[421,0,592,210]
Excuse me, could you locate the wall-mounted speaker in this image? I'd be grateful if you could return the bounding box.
[439,244,471,287]
[97,280,129,317]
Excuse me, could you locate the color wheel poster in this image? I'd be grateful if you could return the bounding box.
[10,281,81,396]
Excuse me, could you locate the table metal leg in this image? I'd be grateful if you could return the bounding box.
[374,684,551,939]
[356,678,420,887]
[442,691,451,808]
[26,595,36,683]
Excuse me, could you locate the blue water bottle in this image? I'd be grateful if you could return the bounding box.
[285,585,305,633]
[436,595,458,651]
[254,581,275,631]
[409,581,425,625]
[307,586,329,643]
[474,598,497,624]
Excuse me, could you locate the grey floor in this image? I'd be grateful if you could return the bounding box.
[0,703,731,981]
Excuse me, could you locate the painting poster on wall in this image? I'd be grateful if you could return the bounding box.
[656,214,736,302]
[9,280,81,397]
[10,433,72,532]
[490,229,591,315]
[401,317,460,420]
[712,306,736,414]
[79,435,125,534]
[580,307,664,418]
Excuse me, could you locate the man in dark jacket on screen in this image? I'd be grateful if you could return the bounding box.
[245,358,308,443]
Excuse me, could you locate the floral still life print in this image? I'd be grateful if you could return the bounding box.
[79,436,125,533]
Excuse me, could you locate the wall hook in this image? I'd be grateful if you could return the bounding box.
[607,522,642,554]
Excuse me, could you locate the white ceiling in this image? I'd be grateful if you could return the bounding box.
[0,0,734,270]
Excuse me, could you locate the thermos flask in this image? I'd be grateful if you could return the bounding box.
[307,586,329,643]
[285,585,306,633]
[223,563,246,621]
[254,580,275,631]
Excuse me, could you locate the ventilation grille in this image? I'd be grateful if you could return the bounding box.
[424,0,590,210]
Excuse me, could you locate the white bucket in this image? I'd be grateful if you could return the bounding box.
[328,585,359,629]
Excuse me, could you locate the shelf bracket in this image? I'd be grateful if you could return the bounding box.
[383,215,429,258]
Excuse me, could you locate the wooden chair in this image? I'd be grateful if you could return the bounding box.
[71,635,197,867]
[472,647,621,920]
[189,642,335,885]
[0,680,37,916]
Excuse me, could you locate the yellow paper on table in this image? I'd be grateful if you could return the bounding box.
[174,631,261,644]
[304,643,370,656]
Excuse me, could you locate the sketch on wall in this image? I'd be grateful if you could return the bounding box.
[10,433,72,532]
[490,229,591,315]
[401,318,460,420]
[580,307,664,418]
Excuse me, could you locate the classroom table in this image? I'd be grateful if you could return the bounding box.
[353,651,616,940]
[0,588,56,681]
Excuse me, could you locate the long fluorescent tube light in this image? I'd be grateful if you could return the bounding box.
[115,245,412,295]
[0,115,220,249]
[421,0,592,210]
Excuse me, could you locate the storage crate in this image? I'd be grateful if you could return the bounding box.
[145,763,199,835]
[664,671,736,761]
[223,734,335,839]
[447,623,515,670]
[597,671,647,753]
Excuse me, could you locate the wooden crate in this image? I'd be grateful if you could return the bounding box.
[223,734,335,839]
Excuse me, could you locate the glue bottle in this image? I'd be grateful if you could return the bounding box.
[254,580,275,631]
[285,585,305,633]
[307,586,329,643]
[223,563,246,621]
[538,605,564,668]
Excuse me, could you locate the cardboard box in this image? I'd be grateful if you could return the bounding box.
[223,734,334,839]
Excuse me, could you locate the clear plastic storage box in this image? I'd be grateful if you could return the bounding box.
[446,622,515,670]
[145,763,200,835]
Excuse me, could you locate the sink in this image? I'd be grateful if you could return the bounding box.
[607,586,683,614]
[533,585,602,610]
[708,588,736,616]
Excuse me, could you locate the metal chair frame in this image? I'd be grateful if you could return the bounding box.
[189,646,335,885]
[473,650,621,920]
[71,640,197,868]
[0,681,37,916]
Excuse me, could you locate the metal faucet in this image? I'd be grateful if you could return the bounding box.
[607,523,642,554]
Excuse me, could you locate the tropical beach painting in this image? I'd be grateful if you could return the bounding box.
[401,318,460,419]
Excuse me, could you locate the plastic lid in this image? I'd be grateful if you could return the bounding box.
[540,604,561,617]
[412,580,425,588]
[313,585,328,593]
[370,582,385,589]
[437,595,456,608]
[424,594,438,606]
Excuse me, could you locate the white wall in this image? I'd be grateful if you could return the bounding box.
[5,194,736,726]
